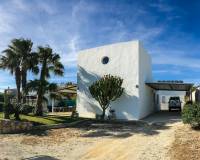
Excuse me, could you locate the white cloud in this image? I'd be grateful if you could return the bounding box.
[183,78,200,86]
[11,0,29,11]
[133,25,164,42]
[36,1,57,15]
[153,69,181,74]
[153,54,200,69]
[0,6,15,34]
[61,35,79,67]
[149,1,173,12]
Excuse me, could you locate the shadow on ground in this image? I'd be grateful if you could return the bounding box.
[22,129,50,136]
[19,111,181,139]
[143,110,181,124]
[72,120,169,138]
[23,155,59,160]
[69,110,181,139]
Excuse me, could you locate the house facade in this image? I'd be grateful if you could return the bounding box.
[77,40,193,120]
[77,41,155,120]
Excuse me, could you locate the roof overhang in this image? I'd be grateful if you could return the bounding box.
[146,82,193,91]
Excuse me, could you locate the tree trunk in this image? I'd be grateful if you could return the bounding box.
[14,109,20,121]
[35,61,46,116]
[14,67,21,120]
[22,68,27,104]
[35,90,43,116]
[4,104,10,119]
[101,107,106,120]
[15,67,21,104]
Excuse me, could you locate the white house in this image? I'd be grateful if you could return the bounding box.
[77,40,193,120]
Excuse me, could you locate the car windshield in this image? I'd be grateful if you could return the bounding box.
[169,97,180,101]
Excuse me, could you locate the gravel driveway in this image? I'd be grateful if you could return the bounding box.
[0,111,181,160]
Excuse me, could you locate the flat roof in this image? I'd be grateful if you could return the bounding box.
[146,82,193,91]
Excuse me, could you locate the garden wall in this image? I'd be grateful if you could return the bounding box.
[0,119,33,134]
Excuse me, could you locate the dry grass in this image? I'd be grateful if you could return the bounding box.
[170,124,200,160]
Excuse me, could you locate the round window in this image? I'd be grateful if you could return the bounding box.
[101,56,109,64]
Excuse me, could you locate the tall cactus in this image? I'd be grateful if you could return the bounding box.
[89,74,124,120]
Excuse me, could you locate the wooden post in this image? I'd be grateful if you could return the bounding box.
[52,98,54,113]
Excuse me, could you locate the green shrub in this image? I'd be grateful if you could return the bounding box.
[89,74,124,120]
[20,105,34,115]
[0,93,4,103]
[0,102,3,112]
[182,103,200,128]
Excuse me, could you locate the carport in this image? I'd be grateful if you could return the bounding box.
[143,82,193,122]
[146,81,193,111]
[146,81,193,99]
[146,82,193,92]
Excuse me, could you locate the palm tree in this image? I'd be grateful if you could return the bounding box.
[33,46,64,116]
[27,80,61,114]
[0,39,22,120]
[0,38,38,120]
[20,40,39,103]
[0,40,22,102]
[0,38,38,101]
[49,91,62,113]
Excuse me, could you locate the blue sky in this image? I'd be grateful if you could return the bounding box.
[0,0,200,91]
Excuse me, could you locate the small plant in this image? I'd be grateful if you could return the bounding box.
[182,103,200,128]
[71,110,79,118]
[108,109,116,120]
[89,74,124,120]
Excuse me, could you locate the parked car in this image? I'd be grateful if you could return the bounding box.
[168,96,182,111]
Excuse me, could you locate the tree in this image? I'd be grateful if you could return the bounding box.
[0,40,22,104]
[0,38,38,104]
[49,91,62,112]
[0,38,38,120]
[89,74,124,120]
[32,46,64,116]
[20,39,39,103]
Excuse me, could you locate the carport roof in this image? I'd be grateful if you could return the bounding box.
[146,82,193,91]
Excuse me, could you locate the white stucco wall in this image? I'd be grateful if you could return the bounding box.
[155,90,186,110]
[138,43,154,119]
[77,41,141,120]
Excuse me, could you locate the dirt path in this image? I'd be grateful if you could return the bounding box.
[0,120,181,160]
[80,122,181,160]
[170,123,200,160]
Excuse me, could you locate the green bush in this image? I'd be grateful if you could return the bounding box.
[182,103,200,128]
[89,74,124,120]
[0,93,4,102]
[0,102,3,112]
[20,105,34,115]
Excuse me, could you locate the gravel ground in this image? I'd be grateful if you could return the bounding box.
[170,124,200,160]
[0,120,181,160]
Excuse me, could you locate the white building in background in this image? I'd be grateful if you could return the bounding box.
[77,40,192,120]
